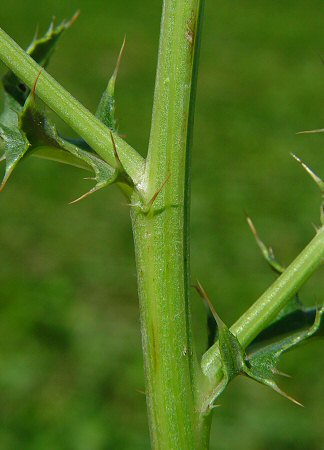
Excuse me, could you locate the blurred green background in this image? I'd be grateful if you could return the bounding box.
[0,1,324,449]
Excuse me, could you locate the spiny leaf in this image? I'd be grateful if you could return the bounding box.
[194,282,246,399]
[0,123,30,191]
[0,94,58,189]
[194,283,323,405]
[250,306,319,347]
[0,14,79,188]
[0,94,118,200]
[0,13,123,201]
[26,12,79,68]
[36,110,119,203]
[2,13,78,106]
[245,307,324,406]
[25,99,118,202]
[96,37,126,131]
[61,139,117,204]
[31,146,93,171]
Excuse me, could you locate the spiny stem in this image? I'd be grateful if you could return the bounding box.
[232,226,324,346]
[201,226,324,399]
[131,0,206,448]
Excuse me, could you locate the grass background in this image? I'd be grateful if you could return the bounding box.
[0,1,324,449]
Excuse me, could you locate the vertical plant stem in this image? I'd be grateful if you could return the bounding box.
[132,0,205,448]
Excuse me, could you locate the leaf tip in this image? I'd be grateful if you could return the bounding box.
[245,213,258,238]
[275,386,304,407]
[69,188,95,204]
[271,368,292,378]
[68,10,81,28]
[113,35,127,80]
[0,172,10,193]
[292,153,324,190]
[297,128,324,135]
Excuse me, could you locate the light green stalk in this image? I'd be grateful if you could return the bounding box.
[232,226,324,346]
[131,0,205,448]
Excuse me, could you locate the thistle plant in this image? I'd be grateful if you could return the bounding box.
[0,2,323,449]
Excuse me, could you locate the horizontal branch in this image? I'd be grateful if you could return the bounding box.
[0,26,145,186]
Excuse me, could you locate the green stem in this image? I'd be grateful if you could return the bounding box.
[0,27,144,186]
[200,226,324,407]
[232,226,324,346]
[131,0,206,448]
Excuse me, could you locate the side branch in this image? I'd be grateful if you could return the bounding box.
[0,27,145,186]
[201,226,324,380]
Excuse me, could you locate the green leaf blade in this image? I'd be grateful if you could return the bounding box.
[96,37,126,131]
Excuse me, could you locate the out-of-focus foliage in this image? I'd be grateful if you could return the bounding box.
[0,1,323,449]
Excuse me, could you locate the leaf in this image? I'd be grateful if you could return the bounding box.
[31,146,93,171]
[58,139,117,204]
[0,13,80,189]
[0,94,55,190]
[245,307,324,406]
[0,123,30,190]
[2,13,78,107]
[26,98,118,202]
[0,94,118,200]
[194,282,246,399]
[195,282,323,406]
[0,13,121,201]
[96,37,126,131]
[249,305,322,348]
